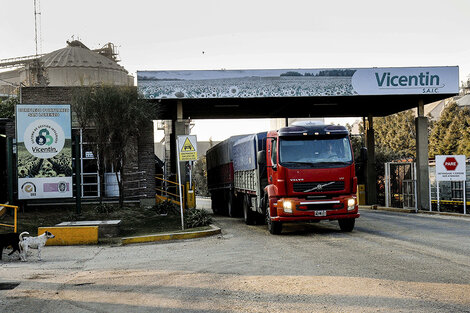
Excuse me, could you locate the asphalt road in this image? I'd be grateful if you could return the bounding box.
[1,209,470,312]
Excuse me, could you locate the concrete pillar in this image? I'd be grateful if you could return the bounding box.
[365,115,377,205]
[171,101,189,187]
[415,101,430,210]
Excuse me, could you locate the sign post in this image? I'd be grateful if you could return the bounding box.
[176,135,198,230]
[435,155,466,214]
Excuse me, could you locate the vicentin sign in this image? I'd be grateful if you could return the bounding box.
[138,66,459,100]
[351,66,459,95]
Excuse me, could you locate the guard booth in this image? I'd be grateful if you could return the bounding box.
[385,162,417,210]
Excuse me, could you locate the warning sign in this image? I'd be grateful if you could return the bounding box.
[177,135,198,161]
[182,138,195,152]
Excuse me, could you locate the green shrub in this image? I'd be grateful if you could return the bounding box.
[154,200,179,215]
[94,203,115,215]
[184,208,212,228]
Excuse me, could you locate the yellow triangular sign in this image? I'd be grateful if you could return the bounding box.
[182,137,195,151]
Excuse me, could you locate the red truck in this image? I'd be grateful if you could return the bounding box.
[206,122,359,234]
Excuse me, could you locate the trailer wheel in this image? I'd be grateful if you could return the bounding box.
[243,195,256,225]
[338,218,355,232]
[265,202,282,235]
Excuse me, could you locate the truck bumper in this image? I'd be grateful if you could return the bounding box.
[272,196,360,222]
[272,213,360,222]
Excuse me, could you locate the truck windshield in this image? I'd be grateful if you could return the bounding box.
[279,136,353,168]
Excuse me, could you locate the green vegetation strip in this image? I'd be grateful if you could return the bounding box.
[121,224,221,245]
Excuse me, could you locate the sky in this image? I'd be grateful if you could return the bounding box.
[2,0,470,140]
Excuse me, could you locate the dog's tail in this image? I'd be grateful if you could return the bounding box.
[19,231,29,241]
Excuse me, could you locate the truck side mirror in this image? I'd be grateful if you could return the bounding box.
[360,147,368,163]
[257,150,266,165]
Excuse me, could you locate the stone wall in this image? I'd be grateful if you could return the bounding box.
[22,86,83,104]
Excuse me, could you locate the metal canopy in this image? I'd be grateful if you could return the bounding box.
[150,93,455,120]
[139,66,459,120]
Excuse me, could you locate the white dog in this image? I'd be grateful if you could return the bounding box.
[19,231,55,261]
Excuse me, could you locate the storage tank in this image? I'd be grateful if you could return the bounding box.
[32,40,132,86]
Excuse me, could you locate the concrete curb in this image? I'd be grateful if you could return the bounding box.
[121,224,221,245]
[359,205,416,213]
[359,205,470,218]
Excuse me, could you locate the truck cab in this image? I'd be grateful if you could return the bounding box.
[262,123,359,234]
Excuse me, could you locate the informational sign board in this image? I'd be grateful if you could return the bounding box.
[177,135,198,161]
[435,155,466,181]
[138,66,459,99]
[16,104,72,199]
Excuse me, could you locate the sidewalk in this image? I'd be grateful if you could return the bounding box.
[359,205,470,218]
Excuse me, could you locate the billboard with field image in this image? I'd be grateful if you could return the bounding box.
[16,104,72,199]
[138,66,458,99]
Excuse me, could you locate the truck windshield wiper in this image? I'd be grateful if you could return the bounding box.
[281,161,315,167]
[311,161,351,167]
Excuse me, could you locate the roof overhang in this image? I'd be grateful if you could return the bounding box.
[138,66,459,119]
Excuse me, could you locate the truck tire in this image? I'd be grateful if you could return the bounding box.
[265,202,282,235]
[338,218,355,232]
[243,195,256,225]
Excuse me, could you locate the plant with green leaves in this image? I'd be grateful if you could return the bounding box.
[72,85,155,207]
[193,157,209,196]
[0,97,17,119]
[429,101,470,158]
[184,208,212,229]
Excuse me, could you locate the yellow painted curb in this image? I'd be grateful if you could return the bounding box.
[121,224,221,245]
[38,226,98,246]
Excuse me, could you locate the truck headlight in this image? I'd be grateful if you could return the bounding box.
[347,198,356,210]
[283,200,293,213]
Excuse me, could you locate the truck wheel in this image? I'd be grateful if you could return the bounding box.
[243,195,255,225]
[266,204,282,235]
[338,218,355,232]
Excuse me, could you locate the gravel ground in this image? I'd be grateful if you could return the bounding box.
[1,208,469,312]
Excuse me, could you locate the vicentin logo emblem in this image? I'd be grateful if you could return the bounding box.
[351,67,458,96]
[374,72,440,88]
[23,119,65,159]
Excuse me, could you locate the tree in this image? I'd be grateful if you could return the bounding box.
[429,101,470,158]
[72,85,155,207]
[193,157,209,196]
[373,110,416,159]
[0,97,17,119]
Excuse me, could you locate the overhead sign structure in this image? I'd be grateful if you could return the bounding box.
[435,155,466,181]
[138,66,459,99]
[177,135,198,161]
[16,104,73,199]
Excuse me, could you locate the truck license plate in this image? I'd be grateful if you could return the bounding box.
[315,210,327,217]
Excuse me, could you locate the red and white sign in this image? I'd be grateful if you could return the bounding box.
[443,157,458,171]
[435,155,466,181]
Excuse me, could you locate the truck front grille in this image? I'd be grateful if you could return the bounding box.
[293,181,345,193]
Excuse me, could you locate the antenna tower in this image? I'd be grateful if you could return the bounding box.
[34,0,42,55]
